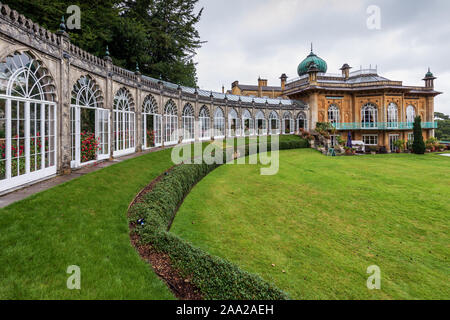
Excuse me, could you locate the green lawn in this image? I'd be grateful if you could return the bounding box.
[172,149,450,300]
[0,149,177,299]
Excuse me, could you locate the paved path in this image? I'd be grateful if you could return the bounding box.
[0,148,165,209]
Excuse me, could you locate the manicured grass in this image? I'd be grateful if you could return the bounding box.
[0,149,177,299]
[172,149,450,300]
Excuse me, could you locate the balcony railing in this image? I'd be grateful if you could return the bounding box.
[331,122,438,130]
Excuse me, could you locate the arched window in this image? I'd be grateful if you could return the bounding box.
[113,88,135,156]
[0,51,57,193]
[255,110,266,135]
[182,103,195,142]
[164,100,178,145]
[297,112,308,131]
[282,111,294,134]
[214,107,225,138]
[406,105,416,125]
[70,75,108,167]
[242,109,253,136]
[387,103,398,128]
[361,103,378,128]
[269,111,280,135]
[199,106,210,140]
[142,95,162,149]
[228,108,240,137]
[328,105,340,125]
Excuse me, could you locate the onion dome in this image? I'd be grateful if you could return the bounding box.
[297,46,327,76]
[425,67,434,78]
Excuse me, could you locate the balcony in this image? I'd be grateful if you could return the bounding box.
[331,122,438,131]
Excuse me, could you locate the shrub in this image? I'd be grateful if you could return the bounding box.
[129,140,308,300]
[412,117,426,154]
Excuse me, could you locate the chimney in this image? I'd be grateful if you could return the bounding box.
[280,73,288,91]
[340,64,351,79]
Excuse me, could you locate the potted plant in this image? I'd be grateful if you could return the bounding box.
[368,146,377,155]
[393,139,405,153]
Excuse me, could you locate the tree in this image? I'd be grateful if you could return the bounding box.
[121,0,204,87]
[412,116,426,154]
[435,112,450,141]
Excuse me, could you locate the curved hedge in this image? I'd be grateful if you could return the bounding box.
[129,138,309,300]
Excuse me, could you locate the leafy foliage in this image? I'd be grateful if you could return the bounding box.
[435,112,450,141]
[412,116,426,154]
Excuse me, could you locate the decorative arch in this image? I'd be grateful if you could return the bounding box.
[361,103,378,128]
[0,51,56,101]
[114,87,135,111]
[71,75,103,108]
[164,99,177,115]
[143,94,158,114]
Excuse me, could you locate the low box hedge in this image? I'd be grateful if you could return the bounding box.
[129,138,309,300]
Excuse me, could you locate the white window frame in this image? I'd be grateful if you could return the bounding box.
[113,88,136,157]
[361,103,378,129]
[328,104,340,125]
[242,109,253,136]
[387,102,398,129]
[164,100,178,146]
[182,104,195,143]
[214,107,225,139]
[363,134,379,146]
[0,52,57,193]
[199,106,210,141]
[255,110,267,136]
[142,95,162,149]
[269,111,280,135]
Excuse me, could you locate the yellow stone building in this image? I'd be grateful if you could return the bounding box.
[230,48,441,151]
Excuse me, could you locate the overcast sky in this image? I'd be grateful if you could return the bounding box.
[194,0,450,114]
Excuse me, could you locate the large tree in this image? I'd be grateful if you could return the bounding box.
[435,112,450,141]
[120,0,204,87]
[3,0,203,87]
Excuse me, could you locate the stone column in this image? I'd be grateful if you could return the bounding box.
[57,31,72,174]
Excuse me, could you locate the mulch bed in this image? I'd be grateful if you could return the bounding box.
[128,167,203,300]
